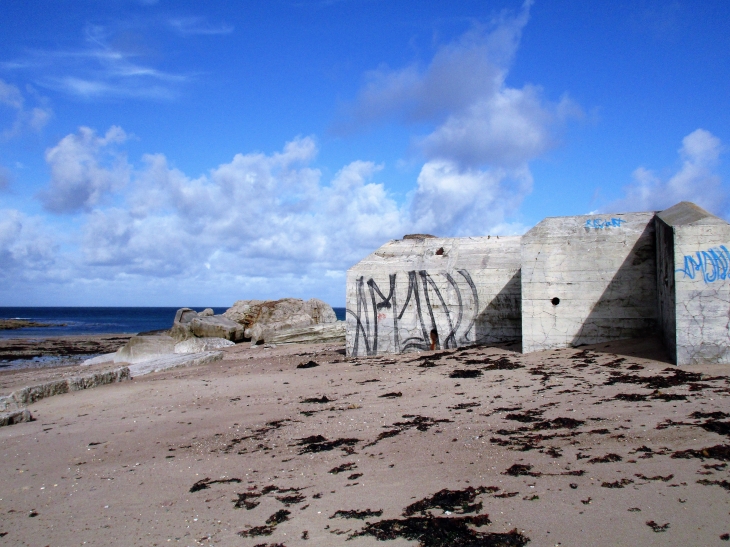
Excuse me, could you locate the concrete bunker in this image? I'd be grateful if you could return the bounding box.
[346,235,521,357]
[656,201,730,365]
[521,211,658,353]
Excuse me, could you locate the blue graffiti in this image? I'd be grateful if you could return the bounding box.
[585,218,626,229]
[676,245,730,283]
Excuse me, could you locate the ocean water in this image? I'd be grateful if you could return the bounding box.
[0,306,347,339]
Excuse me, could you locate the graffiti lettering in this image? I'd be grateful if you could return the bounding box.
[676,245,730,283]
[346,270,478,357]
[585,218,626,229]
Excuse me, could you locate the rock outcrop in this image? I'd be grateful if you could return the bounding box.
[266,322,346,345]
[223,298,337,345]
[170,308,244,342]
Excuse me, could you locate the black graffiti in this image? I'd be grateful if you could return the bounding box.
[347,270,479,357]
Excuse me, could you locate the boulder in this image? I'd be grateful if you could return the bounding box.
[190,316,245,342]
[223,298,337,344]
[266,321,346,345]
[170,307,198,340]
[114,334,177,364]
[174,337,235,354]
[199,308,215,317]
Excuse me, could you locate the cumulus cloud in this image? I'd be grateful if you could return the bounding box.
[337,0,576,236]
[609,129,725,214]
[0,78,52,140]
[0,210,58,277]
[39,126,130,213]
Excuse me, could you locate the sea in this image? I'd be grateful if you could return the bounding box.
[0,306,347,339]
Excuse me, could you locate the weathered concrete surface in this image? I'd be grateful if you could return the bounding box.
[0,366,130,417]
[189,316,245,342]
[521,212,658,353]
[656,201,730,364]
[266,321,346,345]
[113,333,177,364]
[346,235,522,357]
[173,337,235,354]
[126,351,223,377]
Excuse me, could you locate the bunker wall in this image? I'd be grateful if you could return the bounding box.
[346,236,521,357]
[521,212,658,353]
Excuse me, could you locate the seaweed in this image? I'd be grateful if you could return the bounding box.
[588,453,622,464]
[504,409,544,423]
[379,392,403,398]
[646,521,670,533]
[234,492,262,510]
[449,370,482,379]
[635,474,673,482]
[190,477,242,493]
[329,462,357,474]
[403,487,491,516]
[276,493,306,506]
[364,415,451,448]
[601,479,633,488]
[267,510,291,525]
[696,479,730,491]
[532,417,584,430]
[301,396,333,404]
[331,509,383,519]
[294,435,360,454]
[449,403,481,410]
[483,358,523,371]
[351,515,530,547]
[297,360,319,369]
[503,464,541,477]
[605,368,705,389]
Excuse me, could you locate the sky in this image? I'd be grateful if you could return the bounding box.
[0,0,728,307]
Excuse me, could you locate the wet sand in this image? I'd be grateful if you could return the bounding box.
[0,337,729,546]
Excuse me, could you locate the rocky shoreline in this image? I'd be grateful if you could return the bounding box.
[0,334,133,364]
[0,319,63,330]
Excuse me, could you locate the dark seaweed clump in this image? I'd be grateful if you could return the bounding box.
[331,509,383,519]
[329,462,357,474]
[503,464,541,477]
[532,417,584,430]
[646,521,670,533]
[276,493,306,505]
[379,392,403,398]
[601,478,633,488]
[449,369,482,379]
[403,486,491,516]
[189,477,242,493]
[505,409,544,423]
[588,453,622,464]
[294,435,360,454]
[301,396,333,404]
[352,516,529,547]
[364,415,451,448]
[697,479,730,491]
[297,360,319,369]
[672,445,730,461]
[237,510,291,538]
[605,368,704,389]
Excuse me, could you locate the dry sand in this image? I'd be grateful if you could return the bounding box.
[0,337,729,546]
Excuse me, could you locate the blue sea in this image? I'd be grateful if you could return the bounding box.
[0,306,347,339]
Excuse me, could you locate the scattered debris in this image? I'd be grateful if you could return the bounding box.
[189,477,242,493]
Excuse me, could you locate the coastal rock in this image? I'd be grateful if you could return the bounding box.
[170,308,245,342]
[114,334,177,364]
[190,316,245,342]
[223,298,337,345]
[266,321,346,345]
[0,409,33,427]
[174,337,234,354]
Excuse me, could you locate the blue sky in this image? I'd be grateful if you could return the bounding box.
[1,0,728,307]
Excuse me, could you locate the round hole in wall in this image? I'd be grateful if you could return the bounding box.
[551,297,560,306]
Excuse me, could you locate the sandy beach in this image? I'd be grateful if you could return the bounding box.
[0,337,729,546]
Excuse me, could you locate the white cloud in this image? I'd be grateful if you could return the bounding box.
[39,126,130,213]
[609,129,725,214]
[337,0,576,235]
[0,210,58,277]
[0,78,52,140]
[2,26,187,100]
